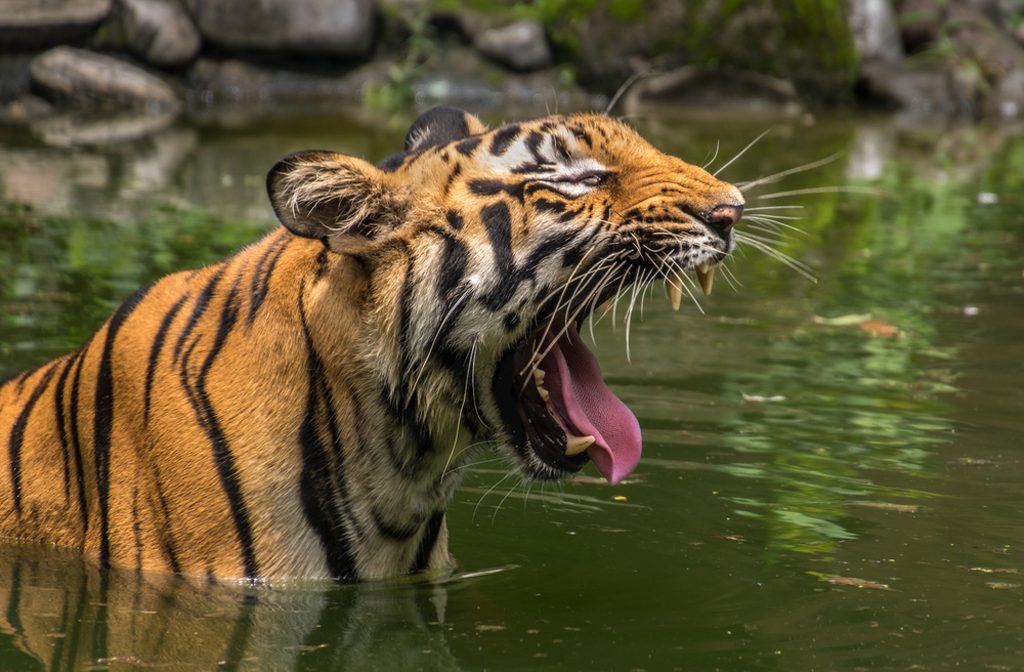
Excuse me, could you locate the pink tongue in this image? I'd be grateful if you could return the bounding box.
[539,325,642,485]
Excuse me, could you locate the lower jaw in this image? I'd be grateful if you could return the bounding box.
[491,341,587,479]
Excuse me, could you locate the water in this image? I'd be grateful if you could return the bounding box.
[0,109,1022,671]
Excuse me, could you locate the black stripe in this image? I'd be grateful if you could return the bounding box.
[445,209,465,231]
[297,281,360,580]
[13,364,43,395]
[152,466,182,574]
[371,507,420,541]
[443,163,462,196]
[248,232,289,324]
[47,567,71,670]
[8,362,59,515]
[534,198,567,214]
[437,235,468,304]
[61,569,89,670]
[179,282,259,577]
[524,229,580,271]
[5,561,22,633]
[313,245,331,280]
[131,485,142,572]
[468,178,525,201]
[144,292,189,424]
[560,225,603,267]
[553,135,572,161]
[455,137,481,156]
[219,593,257,672]
[93,284,153,567]
[570,127,593,148]
[173,266,225,363]
[490,124,520,156]
[68,342,90,533]
[410,510,444,573]
[480,202,517,310]
[53,349,82,507]
[525,131,546,163]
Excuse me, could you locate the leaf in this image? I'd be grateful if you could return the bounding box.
[813,313,873,326]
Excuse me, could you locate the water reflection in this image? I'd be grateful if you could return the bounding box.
[0,544,465,672]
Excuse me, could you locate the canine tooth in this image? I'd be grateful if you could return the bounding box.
[565,434,595,456]
[533,369,546,382]
[695,266,715,296]
[666,281,682,311]
[538,387,549,402]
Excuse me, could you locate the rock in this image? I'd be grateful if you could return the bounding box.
[29,47,181,113]
[0,54,33,102]
[31,109,177,146]
[848,0,904,63]
[184,58,368,108]
[119,0,201,69]
[946,4,1024,83]
[989,68,1024,119]
[623,66,801,115]
[0,0,111,50]
[561,0,857,100]
[894,0,943,53]
[473,19,551,72]
[858,60,973,117]
[184,0,375,57]
[0,94,54,125]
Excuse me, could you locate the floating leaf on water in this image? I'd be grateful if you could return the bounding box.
[985,582,1020,590]
[287,644,329,653]
[813,313,873,326]
[850,501,922,513]
[742,392,787,403]
[825,575,892,591]
[970,567,1019,575]
[953,457,995,466]
[612,495,628,502]
[859,320,901,338]
[475,624,506,632]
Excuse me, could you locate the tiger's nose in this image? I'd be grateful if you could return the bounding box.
[706,203,744,234]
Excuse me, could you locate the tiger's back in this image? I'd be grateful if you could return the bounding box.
[0,232,357,577]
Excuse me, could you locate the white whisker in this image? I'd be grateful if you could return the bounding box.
[713,129,771,178]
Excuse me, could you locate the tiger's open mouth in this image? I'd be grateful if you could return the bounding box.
[491,238,728,484]
[494,318,641,485]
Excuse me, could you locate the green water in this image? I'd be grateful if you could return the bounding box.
[0,110,1022,671]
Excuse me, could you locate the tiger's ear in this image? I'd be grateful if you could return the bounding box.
[266,150,404,242]
[403,106,488,152]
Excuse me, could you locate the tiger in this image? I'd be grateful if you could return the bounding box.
[0,106,743,582]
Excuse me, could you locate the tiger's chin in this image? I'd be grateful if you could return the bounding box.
[493,316,643,486]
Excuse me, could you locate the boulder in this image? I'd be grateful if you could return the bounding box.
[473,20,551,72]
[623,66,801,115]
[0,0,111,51]
[990,69,1024,118]
[848,0,904,63]
[31,109,177,146]
[184,0,375,57]
[119,0,201,69]
[29,47,181,113]
[858,60,974,117]
[894,0,944,53]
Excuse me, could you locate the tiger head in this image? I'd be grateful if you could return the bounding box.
[267,107,744,488]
